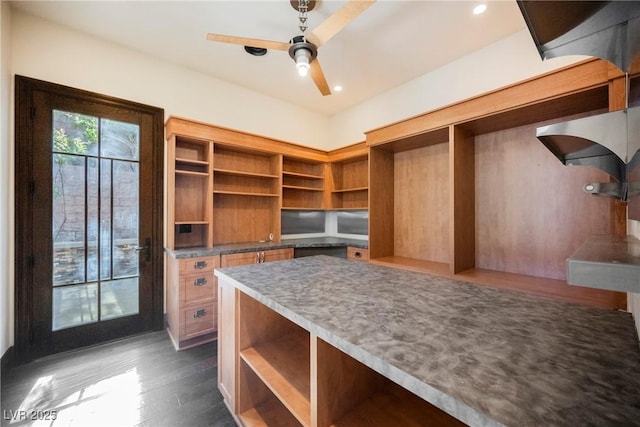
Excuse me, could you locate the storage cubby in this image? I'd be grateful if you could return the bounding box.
[329,154,369,210]
[212,144,281,244]
[314,338,464,427]
[166,135,213,249]
[367,60,627,309]
[238,292,311,427]
[282,157,326,210]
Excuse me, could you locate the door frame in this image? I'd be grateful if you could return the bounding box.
[15,76,165,362]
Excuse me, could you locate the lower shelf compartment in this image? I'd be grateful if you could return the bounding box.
[331,381,465,427]
[239,399,302,427]
[240,329,310,426]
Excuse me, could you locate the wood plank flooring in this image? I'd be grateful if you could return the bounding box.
[1,331,236,426]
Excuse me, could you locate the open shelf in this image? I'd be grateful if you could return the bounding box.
[332,382,465,427]
[283,185,324,191]
[282,171,323,180]
[332,187,368,193]
[238,359,304,427]
[240,330,310,426]
[176,157,209,174]
[238,292,311,427]
[314,336,464,427]
[214,168,279,179]
[214,190,279,197]
[369,256,450,277]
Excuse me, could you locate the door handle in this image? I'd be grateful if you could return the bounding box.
[135,237,151,262]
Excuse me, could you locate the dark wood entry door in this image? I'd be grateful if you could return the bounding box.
[15,76,164,361]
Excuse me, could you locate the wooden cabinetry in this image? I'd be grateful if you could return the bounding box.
[220,248,293,267]
[166,135,213,249]
[367,59,627,309]
[347,247,369,262]
[218,280,463,426]
[213,144,281,245]
[166,254,219,350]
[217,247,294,415]
[281,156,326,210]
[328,155,368,210]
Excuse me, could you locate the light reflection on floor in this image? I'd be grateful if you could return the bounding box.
[12,369,142,426]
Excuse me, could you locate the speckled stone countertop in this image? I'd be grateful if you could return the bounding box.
[215,255,640,427]
[165,237,367,259]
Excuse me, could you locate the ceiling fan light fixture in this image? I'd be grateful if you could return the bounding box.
[289,36,317,78]
[294,48,311,76]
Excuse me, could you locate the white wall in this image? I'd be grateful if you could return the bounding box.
[326,30,587,150]
[1,1,13,358]
[11,10,330,149]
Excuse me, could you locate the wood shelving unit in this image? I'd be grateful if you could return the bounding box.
[167,135,214,249]
[328,154,368,210]
[223,283,464,427]
[237,291,310,427]
[213,144,281,244]
[282,157,326,210]
[367,59,628,310]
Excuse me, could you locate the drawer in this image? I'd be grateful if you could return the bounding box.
[347,247,369,262]
[179,255,219,274]
[180,272,217,306]
[181,302,217,339]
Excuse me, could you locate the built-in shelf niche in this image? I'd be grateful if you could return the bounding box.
[282,157,326,210]
[330,154,369,210]
[367,60,627,309]
[212,144,280,245]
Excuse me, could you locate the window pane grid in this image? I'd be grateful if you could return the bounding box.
[52,110,140,330]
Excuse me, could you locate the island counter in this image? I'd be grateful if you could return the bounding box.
[214,255,640,427]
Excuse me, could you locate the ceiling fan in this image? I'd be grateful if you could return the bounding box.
[206,0,376,96]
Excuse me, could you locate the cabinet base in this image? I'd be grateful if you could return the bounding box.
[166,327,217,351]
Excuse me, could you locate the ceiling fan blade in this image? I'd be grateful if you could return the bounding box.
[309,59,331,96]
[206,33,290,51]
[306,0,376,47]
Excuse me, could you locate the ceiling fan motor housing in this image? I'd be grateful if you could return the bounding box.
[288,35,318,62]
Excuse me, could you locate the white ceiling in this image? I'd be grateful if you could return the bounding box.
[10,0,528,116]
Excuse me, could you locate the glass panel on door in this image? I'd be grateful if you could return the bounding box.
[51,110,141,331]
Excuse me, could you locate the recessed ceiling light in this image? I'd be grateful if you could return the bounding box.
[333,85,343,92]
[473,4,487,15]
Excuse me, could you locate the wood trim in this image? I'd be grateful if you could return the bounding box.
[166,116,328,162]
[366,58,622,146]
[368,148,394,259]
[449,125,475,274]
[326,141,367,162]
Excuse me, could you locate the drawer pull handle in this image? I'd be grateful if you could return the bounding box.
[193,309,207,319]
[193,277,208,287]
[194,260,208,270]
[355,251,362,258]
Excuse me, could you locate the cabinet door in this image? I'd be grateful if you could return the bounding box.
[221,248,294,267]
[218,278,236,412]
[262,248,294,263]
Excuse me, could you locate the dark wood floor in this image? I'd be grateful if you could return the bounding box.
[1,331,236,426]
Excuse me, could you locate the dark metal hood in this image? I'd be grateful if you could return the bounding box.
[517,1,640,200]
[517,1,640,72]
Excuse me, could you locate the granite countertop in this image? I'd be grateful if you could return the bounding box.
[166,236,368,259]
[215,255,640,427]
